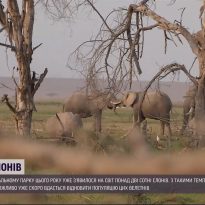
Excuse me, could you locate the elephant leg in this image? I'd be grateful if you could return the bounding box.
[141,120,147,136]
[160,121,165,136]
[163,119,172,148]
[94,109,102,133]
[160,120,171,148]
[166,122,172,136]
[166,121,172,148]
[133,112,138,127]
[133,110,144,128]
[165,114,172,137]
[181,111,189,134]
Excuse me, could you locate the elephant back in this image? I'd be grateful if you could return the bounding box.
[59,112,83,130]
[63,91,115,117]
[45,112,83,138]
[141,91,172,119]
[63,92,95,117]
[72,113,83,128]
[89,94,110,110]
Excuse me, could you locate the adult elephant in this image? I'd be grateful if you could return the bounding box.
[181,85,197,134]
[63,92,116,133]
[113,91,172,136]
[45,112,83,141]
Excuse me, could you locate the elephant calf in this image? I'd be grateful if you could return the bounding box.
[45,112,83,140]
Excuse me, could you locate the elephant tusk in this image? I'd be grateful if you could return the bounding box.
[186,107,194,116]
[110,100,121,105]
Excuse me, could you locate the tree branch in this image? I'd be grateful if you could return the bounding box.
[1,94,16,114]
[12,67,19,89]
[0,1,6,26]
[127,6,142,75]
[85,0,113,34]
[137,63,198,123]
[139,0,151,5]
[0,42,15,50]
[23,0,34,59]
[130,3,199,55]
[32,68,48,96]
[32,43,43,52]
[0,25,6,33]
[7,0,22,52]
[0,82,14,90]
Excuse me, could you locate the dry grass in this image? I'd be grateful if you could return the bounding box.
[0,102,204,204]
[0,135,205,175]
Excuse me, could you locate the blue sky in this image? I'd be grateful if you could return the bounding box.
[0,0,202,81]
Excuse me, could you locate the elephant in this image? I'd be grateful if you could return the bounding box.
[181,85,197,134]
[63,92,116,133]
[113,91,172,136]
[45,112,83,141]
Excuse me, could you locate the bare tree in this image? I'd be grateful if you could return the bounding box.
[35,1,205,140]
[66,0,205,140]
[0,1,48,136]
[68,0,159,95]
[0,0,94,136]
[120,0,205,139]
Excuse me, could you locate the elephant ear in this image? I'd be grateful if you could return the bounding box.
[123,92,137,107]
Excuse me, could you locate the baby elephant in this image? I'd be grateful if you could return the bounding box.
[45,112,83,141]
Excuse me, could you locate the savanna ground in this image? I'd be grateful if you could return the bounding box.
[0,101,204,204]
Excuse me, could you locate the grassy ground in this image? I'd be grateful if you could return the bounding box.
[0,101,204,204]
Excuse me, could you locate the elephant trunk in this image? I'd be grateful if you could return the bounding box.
[108,100,122,110]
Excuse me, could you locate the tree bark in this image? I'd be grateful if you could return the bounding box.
[194,57,205,142]
[11,1,34,136]
[0,1,47,136]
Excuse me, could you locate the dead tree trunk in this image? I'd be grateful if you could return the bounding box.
[0,1,47,136]
[194,56,205,139]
